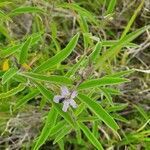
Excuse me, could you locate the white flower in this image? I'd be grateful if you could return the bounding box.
[53,86,77,112]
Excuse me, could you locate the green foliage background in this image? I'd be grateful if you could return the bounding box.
[0,0,150,149]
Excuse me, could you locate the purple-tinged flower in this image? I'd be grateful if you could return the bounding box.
[53,86,77,112]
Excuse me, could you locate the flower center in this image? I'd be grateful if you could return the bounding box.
[65,94,71,99]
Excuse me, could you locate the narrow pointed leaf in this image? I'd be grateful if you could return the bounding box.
[78,94,119,131]
[78,77,129,90]
[19,37,32,64]
[107,103,128,113]
[33,107,58,150]
[60,3,97,25]
[105,0,117,15]
[0,45,21,58]
[14,89,39,110]
[34,33,79,72]
[53,126,72,144]
[21,72,73,85]
[96,26,150,67]
[89,42,102,62]
[65,56,86,77]
[0,32,42,58]
[106,70,134,77]
[0,84,25,99]
[2,68,18,84]
[50,120,66,137]
[100,88,113,105]
[121,0,145,38]
[10,6,44,16]
[78,122,104,150]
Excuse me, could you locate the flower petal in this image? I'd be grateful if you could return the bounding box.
[61,86,70,96]
[71,91,77,99]
[62,101,70,112]
[69,99,77,108]
[53,95,63,103]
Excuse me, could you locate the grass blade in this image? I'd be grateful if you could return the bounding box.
[9,6,44,16]
[59,3,98,25]
[105,0,117,15]
[96,26,150,67]
[121,0,145,39]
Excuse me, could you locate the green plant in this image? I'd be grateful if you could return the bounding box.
[0,0,149,150]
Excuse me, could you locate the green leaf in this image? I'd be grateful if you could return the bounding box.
[92,121,99,138]
[78,16,90,48]
[14,89,39,110]
[121,0,145,39]
[78,122,104,150]
[58,140,65,150]
[34,33,79,72]
[34,82,75,128]
[100,87,121,95]
[9,6,44,16]
[0,45,21,58]
[33,107,58,150]
[59,3,98,25]
[106,69,134,77]
[0,10,10,20]
[89,42,102,63]
[75,103,85,117]
[101,41,138,48]
[106,103,128,113]
[112,113,129,123]
[78,94,119,131]
[19,37,32,64]
[50,120,66,137]
[2,68,18,84]
[13,74,27,83]
[134,104,149,121]
[0,2,12,7]
[0,24,11,40]
[90,38,138,48]
[78,116,98,122]
[65,55,86,77]
[0,32,42,58]
[96,26,150,67]
[78,77,129,90]
[19,38,31,64]
[0,84,25,99]
[53,126,72,144]
[99,88,113,105]
[21,72,73,85]
[105,0,117,15]
[29,32,43,45]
